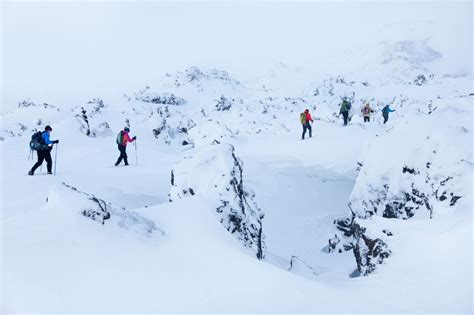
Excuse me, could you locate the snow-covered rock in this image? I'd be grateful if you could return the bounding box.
[133,87,187,105]
[167,66,240,89]
[288,256,318,279]
[169,144,265,259]
[187,120,235,147]
[73,98,113,137]
[328,96,472,274]
[350,99,470,220]
[46,182,159,236]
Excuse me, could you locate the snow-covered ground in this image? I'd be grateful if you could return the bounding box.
[1,1,473,313]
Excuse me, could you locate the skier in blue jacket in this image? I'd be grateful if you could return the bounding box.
[28,125,59,175]
[382,104,395,124]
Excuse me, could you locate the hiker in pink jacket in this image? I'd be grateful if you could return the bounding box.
[115,127,136,166]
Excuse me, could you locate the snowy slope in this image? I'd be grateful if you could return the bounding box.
[1,22,473,313]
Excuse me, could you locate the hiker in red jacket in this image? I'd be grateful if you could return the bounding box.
[115,127,136,166]
[300,109,314,140]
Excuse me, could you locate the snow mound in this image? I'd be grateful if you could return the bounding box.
[356,40,442,85]
[168,66,240,88]
[187,120,235,147]
[169,143,265,259]
[46,182,159,236]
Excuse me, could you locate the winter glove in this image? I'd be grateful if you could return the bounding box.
[54,140,59,144]
[133,136,137,140]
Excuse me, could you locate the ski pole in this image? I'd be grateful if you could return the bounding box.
[134,140,138,166]
[54,143,58,176]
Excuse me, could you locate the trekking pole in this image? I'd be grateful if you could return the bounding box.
[134,140,138,166]
[54,143,58,176]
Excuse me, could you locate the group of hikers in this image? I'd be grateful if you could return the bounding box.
[28,126,137,176]
[300,98,396,139]
[27,98,397,174]
[338,97,396,125]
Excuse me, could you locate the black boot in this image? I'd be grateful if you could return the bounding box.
[28,170,34,176]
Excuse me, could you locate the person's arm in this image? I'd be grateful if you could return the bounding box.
[389,107,395,112]
[43,132,54,144]
[123,133,133,143]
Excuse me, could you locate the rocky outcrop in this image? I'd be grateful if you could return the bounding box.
[169,144,265,259]
[351,221,391,276]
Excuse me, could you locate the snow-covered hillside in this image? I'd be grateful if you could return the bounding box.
[1,2,473,313]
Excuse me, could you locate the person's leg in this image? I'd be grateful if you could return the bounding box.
[30,151,45,174]
[383,115,388,124]
[123,146,129,165]
[116,145,124,165]
[308,123,312,138]
[343,112,348,125]
[44,150,53,173]
[302,124,307,140]
[367,117,370,122]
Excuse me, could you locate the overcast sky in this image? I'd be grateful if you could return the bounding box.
[1,1,472,109]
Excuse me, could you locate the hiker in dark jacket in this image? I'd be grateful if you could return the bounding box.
[382,104,395,124]
[115,127,136,166]
[339,98,351,126]
[300,109,314,140]
[28,125,58,175]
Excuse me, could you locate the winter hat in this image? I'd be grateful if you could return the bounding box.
[45,125,52,131]
[124,127,130,132]
[305,109,309,112]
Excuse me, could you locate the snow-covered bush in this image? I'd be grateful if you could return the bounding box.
[169,144,265,259]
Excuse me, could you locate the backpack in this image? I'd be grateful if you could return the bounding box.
[345,100,352,110]
[116,131,123,145]
[341,100,351,112]
[29,131,45,151]
[300,112,307,124]
[362,106,370,115]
